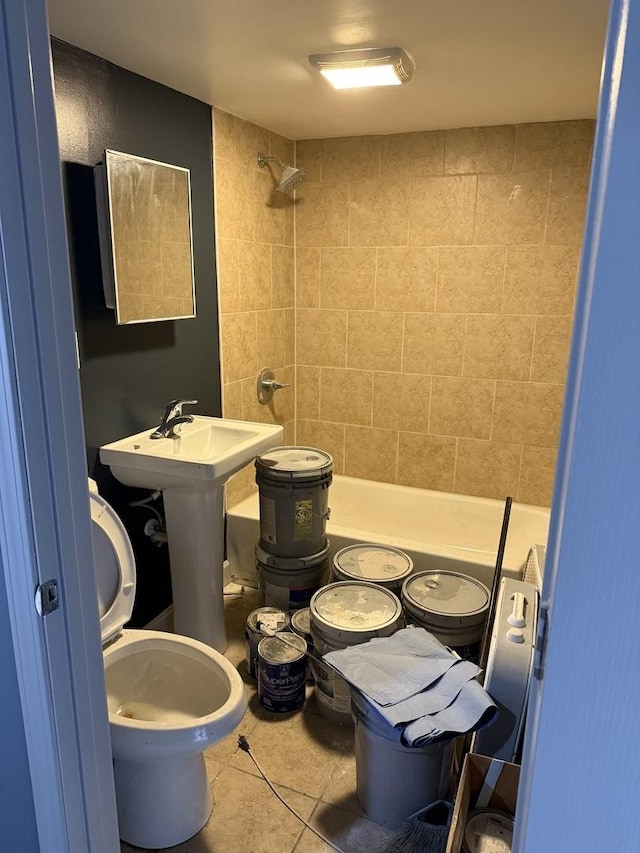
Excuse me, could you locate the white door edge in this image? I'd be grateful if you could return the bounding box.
[0,1,119,850]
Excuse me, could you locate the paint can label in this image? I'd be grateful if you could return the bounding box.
[294,498,313,542]
[257,634,306,713]
[245,608,288,679]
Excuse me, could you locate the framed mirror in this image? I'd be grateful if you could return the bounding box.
[94,150,196,324]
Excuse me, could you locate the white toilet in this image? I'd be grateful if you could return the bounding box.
[89,478,247,849]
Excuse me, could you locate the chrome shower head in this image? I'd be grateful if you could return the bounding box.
[257,152,305,193]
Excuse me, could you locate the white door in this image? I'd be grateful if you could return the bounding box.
[0,0,119,850]
[516,0,640,849]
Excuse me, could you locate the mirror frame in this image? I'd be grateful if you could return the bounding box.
[94,149,197,325]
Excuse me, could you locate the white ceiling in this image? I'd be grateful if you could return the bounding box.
[46,0,610,140]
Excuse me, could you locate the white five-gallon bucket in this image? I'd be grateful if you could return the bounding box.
[351,689,453,829]
[401,571,490,662]
[332,543,413,593]
[256,541,330,610]
[255,446,333,557]
[309,581,404,724]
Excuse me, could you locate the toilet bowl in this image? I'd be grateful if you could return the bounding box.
[90,479,247,849]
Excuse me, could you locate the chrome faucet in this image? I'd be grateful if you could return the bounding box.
[150,399,198,439]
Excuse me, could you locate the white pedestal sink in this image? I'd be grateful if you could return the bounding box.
[100,416,283,651]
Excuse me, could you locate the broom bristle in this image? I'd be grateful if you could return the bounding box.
[375,800,452,853]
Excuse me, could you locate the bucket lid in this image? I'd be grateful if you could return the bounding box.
[290,608,312,637]
[247,607,290,633]
[463,809,514,853]
[333,543,413,584]
[89,479,135,645]
[310,581,402,637]
[258,632,307,663]
[255,446,333,480]
[402,571,489,619]
[255,539,330,571]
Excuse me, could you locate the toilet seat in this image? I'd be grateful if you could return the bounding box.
[89,479,135,644]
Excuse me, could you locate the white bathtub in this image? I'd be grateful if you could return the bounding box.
[225,475,550,590]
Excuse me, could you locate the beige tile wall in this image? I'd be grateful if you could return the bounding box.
[214,109,296,505]
[295,120,594,506]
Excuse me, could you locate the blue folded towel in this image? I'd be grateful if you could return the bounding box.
[401,679,498,747]
[382,659,481,724]
[322,627,498,747]
[323,627,460,705]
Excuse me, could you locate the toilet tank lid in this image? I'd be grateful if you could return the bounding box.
[89,486,136,645]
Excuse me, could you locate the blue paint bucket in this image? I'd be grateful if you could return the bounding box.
[257,633,307,713]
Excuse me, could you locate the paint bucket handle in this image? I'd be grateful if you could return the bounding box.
[257,620,341,674]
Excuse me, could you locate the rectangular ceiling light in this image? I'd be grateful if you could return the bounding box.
[308,47,415,90]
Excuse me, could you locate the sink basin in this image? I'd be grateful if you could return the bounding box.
[100,416,284,491]
[99,415,283,651]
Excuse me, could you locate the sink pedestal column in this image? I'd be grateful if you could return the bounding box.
[162,488,227,652]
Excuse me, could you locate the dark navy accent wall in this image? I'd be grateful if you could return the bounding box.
[52,39,220,626]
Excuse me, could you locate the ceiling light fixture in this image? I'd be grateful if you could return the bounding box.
[308,47,415,90]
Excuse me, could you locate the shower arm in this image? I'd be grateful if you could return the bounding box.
[257,151,305,193]
[257,152,286,170]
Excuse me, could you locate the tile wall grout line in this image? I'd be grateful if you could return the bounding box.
[488,379,498,442]
[514,443,525,504]
[394,429,400,483]
[292,138,299,442]
[370,368,376,431]
[471,172,480,247]
[433,245,440,313]
[512,124,520,172]
[499,244,508,314]
[528,316,539,382]
[541,168,553,245]
[452,435,460,493]
[460,312,470,378]
[373,246,379,311]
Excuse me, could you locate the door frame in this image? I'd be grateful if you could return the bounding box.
[0,0,119,849]
[517,0,640,849]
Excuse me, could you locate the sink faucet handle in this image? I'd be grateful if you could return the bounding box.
[165,398,198,418]
[151,399,199,439]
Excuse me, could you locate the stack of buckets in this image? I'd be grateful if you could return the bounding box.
[309,543,413,725]
[308,545,457,829]
[254,445,333,613]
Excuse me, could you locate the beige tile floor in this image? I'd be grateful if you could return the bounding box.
[121,587,397,853]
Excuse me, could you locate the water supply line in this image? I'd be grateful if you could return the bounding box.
[129,490,168,546]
